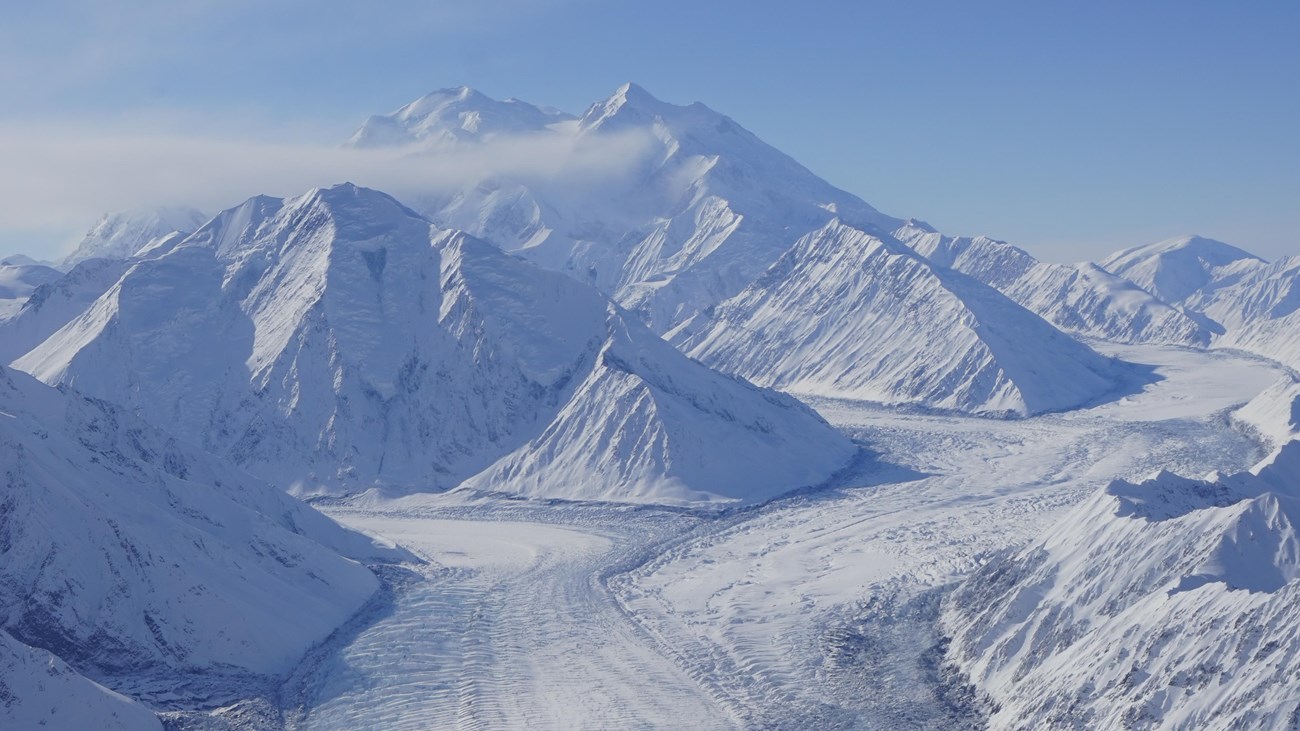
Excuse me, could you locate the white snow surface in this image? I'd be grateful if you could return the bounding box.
[353,84,1164,418]
[1235,377,1300,451]
[0,260,61,321]
[672,220,1143,416]
[1104,236,1300,370]
[897,223,1209,346]
[943,439,1300,729]
[0,256,136,363]
[13,183,854,504]
[0,630,162,731]
[62,207,207,267]
[1102,234,1266,306]
[355,83,902,334]
[349,85,575,148]
[0,363,404,711]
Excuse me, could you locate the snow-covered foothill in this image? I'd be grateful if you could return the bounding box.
[1101,234,1266,307]
[1234,376,1300,452]
[0,363,405,704]
[1104,236,1300,370]
[0,256,141,363]
[943,441,1300,729]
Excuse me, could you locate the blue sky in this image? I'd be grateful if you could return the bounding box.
[1,0,1297,261]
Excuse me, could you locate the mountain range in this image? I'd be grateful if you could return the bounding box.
[8,183,855,504]
[2,82,1298,729]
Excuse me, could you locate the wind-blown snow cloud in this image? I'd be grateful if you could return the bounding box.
[0,124,653,258]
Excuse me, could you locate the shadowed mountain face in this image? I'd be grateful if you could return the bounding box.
[0,362,406,712]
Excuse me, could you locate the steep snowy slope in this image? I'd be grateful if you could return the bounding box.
[943,442,1300,729]
[1101,234,1266,307]
[356,83,902,332]
[62,206,207,266]
[672,220,1139,416]
[1236,376,1300,449]
[0,258,61,320]
[349,85,574,147]
[0,631,162,731]
[15,183,854,505]
[0,362,404,710]
[1194,255,1300,370]
[0,256,141,363]
[897,224,1209,346]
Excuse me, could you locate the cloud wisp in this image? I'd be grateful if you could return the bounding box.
[0,123,654,258]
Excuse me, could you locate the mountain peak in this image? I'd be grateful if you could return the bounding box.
[611,81,660,106]
[580,82,680,130]
[63,205,208,266]
[350,86,574,147]
[1101,233,1269,305]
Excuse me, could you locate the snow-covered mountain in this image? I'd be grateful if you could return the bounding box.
[12,183,855,505]
[0,361,407,718]
[0,257,61,321]
[1104,236,1300,369]
[942,438,1300,729]
[896,224,1209,346]
[62,207,207,267]
[1101,234,1266,307]
[357,83,902,333]
[670,220,1141,416]
[352,84,1154,416]
[349,85,575,147]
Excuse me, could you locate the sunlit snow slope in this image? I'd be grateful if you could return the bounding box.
[353,84,1147,416]
[671,220,1143,416]
[1104,235,1300,370]
[13,183,854,504]
[897,223,1209,346]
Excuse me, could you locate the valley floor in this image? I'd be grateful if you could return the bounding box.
[211,344,1285,730]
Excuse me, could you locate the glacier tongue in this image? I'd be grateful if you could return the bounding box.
[12,182,856,504]
[672,220,1144,416]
